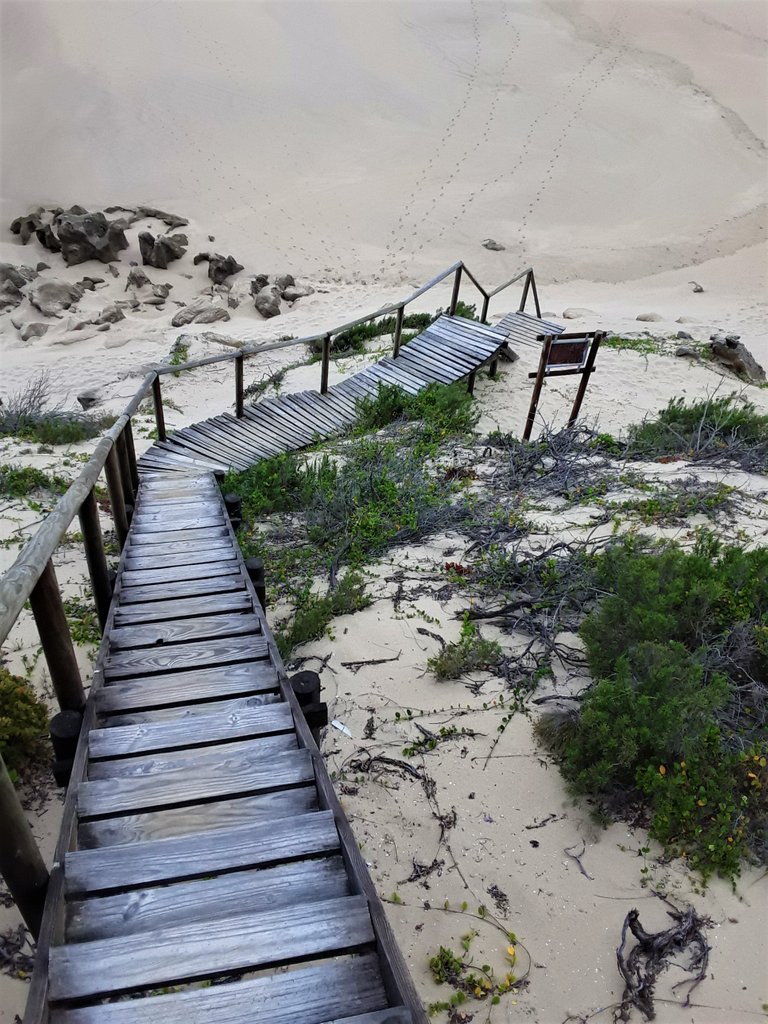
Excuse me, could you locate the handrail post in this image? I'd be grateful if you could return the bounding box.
[152,374,167,442]
[123,419,140,493]
[519,271,531,313]
[393,306,404,358]
[78,488,113,632]
[0,754,49,940]
[320,333,331,395]
[449,265,463,316]
[530,270,542,318]
[104,446,130,549]
[115,430,134,513]
[29,559,86,711]
[235,352,245,418]
[480,293,490,324]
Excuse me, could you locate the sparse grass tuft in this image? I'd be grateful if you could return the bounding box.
[0,372,115,445]
[0,464,69,498]
[0,667,49,774]
[276,571,371,658]
[428,616,502,680]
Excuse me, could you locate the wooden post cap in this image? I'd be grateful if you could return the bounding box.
[290,671,321,706]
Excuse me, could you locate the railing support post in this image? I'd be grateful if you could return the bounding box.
[235,353,245,418]
[152,374,167,442]
[449,265,463,316]
[480,294,490,324]
[530,270,542,318]
[123,419,140,493]
[519,271,531,313]
[392,306,404,358]
[104,446,130,550]
[115,430,134,514]
[320,334,331,395]
[29,559,86,712]
[0,754,49,940]
[466,370,477,396]
[78,488,113,632]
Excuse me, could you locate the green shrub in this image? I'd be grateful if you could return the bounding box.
[308,311,434,358]
[0,464,69,498]
[0,373,114,445]
[223,453,338,519]
[626,395,768,468]
[0,668,48,773]
[428,617,502,679]
[537,533,768,878]
[355,382,478,441]
[603,335,662,356]
[276,571,371,658]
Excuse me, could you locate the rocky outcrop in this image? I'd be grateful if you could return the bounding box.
[77,388,103,410]
[562,307,596,319]
[10,208,45,244]
[135,207,188,229]
[709,333,766,383]
[94,303,126,325]
[252,285,281,319]
[20,322,50,342]
[194,251,244,285]
[0,262,37,289]
[55,210,129,265]
[636,312,664,322]
[0,281,23,311]
[171,301,230,327]
[27,278,84,317]
[125,266,152,291]
[139,231,188,269]
[283,283,315,302]
[481,238,505,251]
[274,273,295,292]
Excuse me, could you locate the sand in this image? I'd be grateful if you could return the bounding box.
[1,0,767,1021]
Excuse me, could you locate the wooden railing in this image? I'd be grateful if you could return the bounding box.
[0,261,540,937]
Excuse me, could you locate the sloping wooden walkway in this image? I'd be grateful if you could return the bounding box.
[138,313,556,475]
[35,472,423,1024]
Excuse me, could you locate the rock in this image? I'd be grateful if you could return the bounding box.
[274,274,295,291]
[676,316,699,324]
[207,253,244,285]
[78,278,96,291]
[676,330,694,341]
[20,322,50,341]
[55,210,129,265]
[36,223,62,253]
[135,206,189,230]
[107,264,120,278]
[282,283,315,302]
[481,238,505,251]
[0,262,37,289]
[689,281,704,293]
[77,388,103,410]
[27,278,84,317]
[227,294,239,309]
[171,301,230,327]
[36,262,50,272]
[636,312,664,322]
[139,231,188,269]
[10,208,45,243]
[208,235,215,242]
[250,275,270,294]
[152,283,172,299]
[542,311,558,318]
[709,336,765,383]
[562,307,596,319]
[94,303,125,324]
[253,285,281,319]
[675,346,700,360]
[0,280,23,311]
[125,266,152,291]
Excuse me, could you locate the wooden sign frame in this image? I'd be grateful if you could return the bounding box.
[522,331,606,440]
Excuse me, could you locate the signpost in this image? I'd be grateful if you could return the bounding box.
[523,331,606,440]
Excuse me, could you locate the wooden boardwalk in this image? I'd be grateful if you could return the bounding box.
[138,313,550,474]
[32,471,423,1023]
[21,299,564,1023]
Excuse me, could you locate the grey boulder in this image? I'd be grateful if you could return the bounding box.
[139,231,188,269]
[27,278,84,317]
[55,210,129,265]
[20,322,50,342]
[194,252,244,285]
[282,283,315,302]
[94,303,126,325]
[171,301,230,327]
[481,238,505,251]
[253,285,281,319]
[709,334,765,383]
[274,274,295,291]
[636,312,664,322]
[0,262,38,289]
[562,307,596,319]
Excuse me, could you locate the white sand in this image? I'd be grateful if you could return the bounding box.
[1,0,766,1020]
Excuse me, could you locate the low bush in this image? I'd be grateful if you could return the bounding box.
[428,617,502,679]
[626,394,768,469]
[0,373,114,445]
[276,571,371,658]
[0,668,48,774]
[355,382,478,441]
[0,464,69,498]
[307,311,434,358]
[536,533,768,879]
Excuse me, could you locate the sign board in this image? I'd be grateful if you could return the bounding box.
[523,331,606,440]
[546,338,590,371]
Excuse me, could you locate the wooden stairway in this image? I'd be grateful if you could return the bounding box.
[31,472,424,1024]
[138,313,541,475]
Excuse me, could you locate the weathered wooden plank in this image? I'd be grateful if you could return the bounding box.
[364,363,422,395]
[376,358,435,391]
[331,1010,413,1024]
[169,428,250,469]
[96,662,277,713]
[390,349,453,383]
[282,393,348,433]
[244,404,321,446]
[109,611,262,650]
[101,691,281,726]
[116,574,246,603]
[67,855,351,941]
[181,419,258,462]
[128,514,227,535]
[77,746,313,817]
[133,497,221,516]
[119,561,239,587]
[233,408,306,450]
[88,733,297,779]
[104,635,267,678]
[77,784,315,848]
[65,808,337,892]
[121,525,230,547]
[153,441,228,473]
[113,591,253,625]
[50,952,386,1024]
[212,415,283,457]
[50,893,372,1001]
[412,330,488,367]
[445,314,509,340]
[89,701,292,757]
